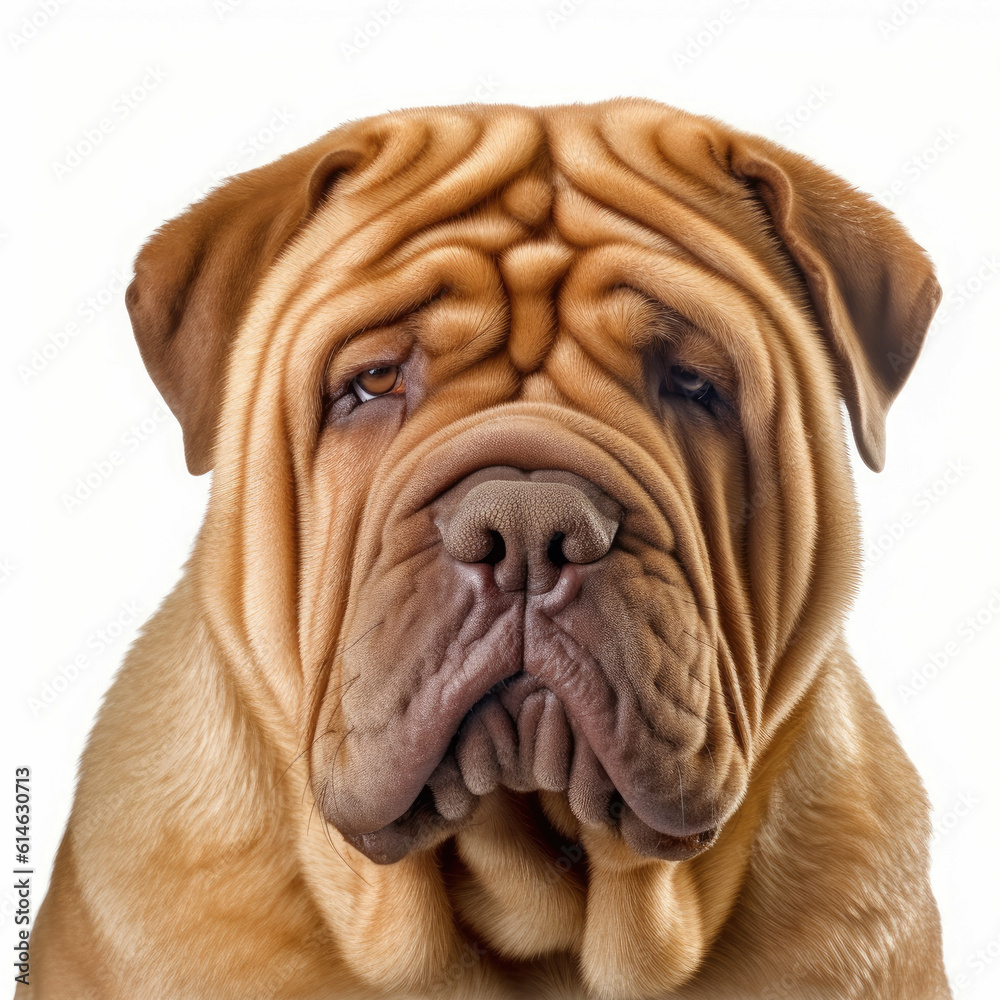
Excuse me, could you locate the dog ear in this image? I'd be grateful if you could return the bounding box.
[725,138,941,472]
[125,142,359,475]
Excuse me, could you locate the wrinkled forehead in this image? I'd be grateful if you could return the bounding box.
[260,101,802,368]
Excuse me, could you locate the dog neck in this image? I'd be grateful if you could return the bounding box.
[293,687,812,999]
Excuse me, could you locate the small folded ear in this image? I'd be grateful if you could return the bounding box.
[725,136,941,472]
[125,141,359,474]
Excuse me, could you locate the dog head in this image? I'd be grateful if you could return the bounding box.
[126,100,939,874]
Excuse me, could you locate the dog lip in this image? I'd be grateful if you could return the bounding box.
[341,784,461,864]
[538,672,727,840]
[336,669,724,856]
[342,739,723,866]
[325,646,529,839]
[333,675,538,842]
[326,609,734,845]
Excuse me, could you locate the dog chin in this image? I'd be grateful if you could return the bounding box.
[341,784,719,867]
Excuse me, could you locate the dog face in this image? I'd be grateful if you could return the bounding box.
[126,100,939,872]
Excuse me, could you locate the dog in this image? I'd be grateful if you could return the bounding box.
[26,99,950,999]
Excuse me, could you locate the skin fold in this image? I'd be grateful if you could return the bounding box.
[25,99,950,999]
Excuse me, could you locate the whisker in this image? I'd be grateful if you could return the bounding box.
[315,782,369,886]
[683,628,719,652]
[676,762,685,831]
[273,747,310,791]
[703,743,719,829]
[336,620,385,659]
[678,597,756,620]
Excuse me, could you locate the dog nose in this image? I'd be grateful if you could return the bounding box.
[437,473,620,594]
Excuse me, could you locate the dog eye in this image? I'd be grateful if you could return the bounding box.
[664,366,716,406]
[352,365,404,402]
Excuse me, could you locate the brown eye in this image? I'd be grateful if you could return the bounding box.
[665,366,714,405]
[352,365,403,401]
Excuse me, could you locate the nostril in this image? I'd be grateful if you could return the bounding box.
[547,531,568,568]
[435,475,621,592]
[482,531,506,566]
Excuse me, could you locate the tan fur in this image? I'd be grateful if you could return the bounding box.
[25,100,949,999]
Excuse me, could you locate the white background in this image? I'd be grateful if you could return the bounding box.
[3,0,998,995]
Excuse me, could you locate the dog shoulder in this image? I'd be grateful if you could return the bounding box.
[692,643,949,999]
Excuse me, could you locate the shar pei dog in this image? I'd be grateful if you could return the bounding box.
[28,99,950,999]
